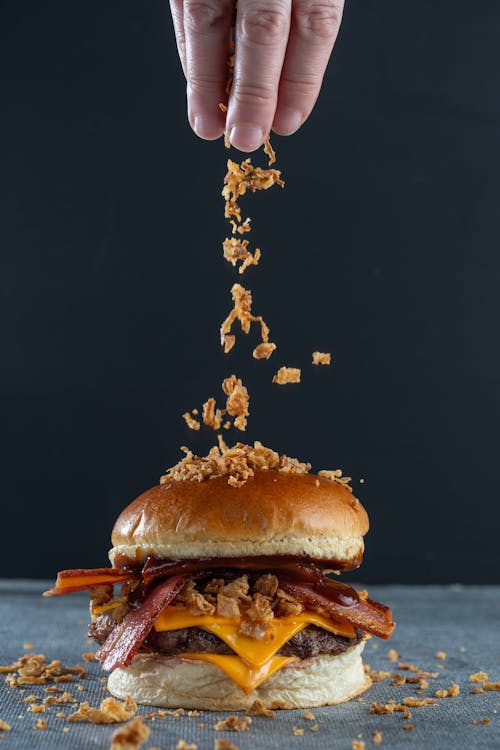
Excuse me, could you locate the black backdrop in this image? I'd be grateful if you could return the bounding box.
[1,1,499,583]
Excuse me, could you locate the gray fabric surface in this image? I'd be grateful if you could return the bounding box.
[0,581,499,749]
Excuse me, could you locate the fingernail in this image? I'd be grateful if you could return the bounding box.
[193,114,224,140]
[229,123,265,152]
[274,108,303,136]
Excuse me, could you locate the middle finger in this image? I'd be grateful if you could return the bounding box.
[228,0,292,151]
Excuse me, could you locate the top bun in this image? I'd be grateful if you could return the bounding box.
[109,471,369,568]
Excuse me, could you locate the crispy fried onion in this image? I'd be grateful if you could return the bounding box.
[223,237,261,274]
[161,441,310,486]
[222,158,284,223]
[221,283,274,353]
[183,375,249,433]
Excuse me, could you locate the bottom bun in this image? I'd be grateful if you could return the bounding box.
[107,641,370,710]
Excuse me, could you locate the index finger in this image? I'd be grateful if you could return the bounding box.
[184,0,234,140]
[227,0,292,151]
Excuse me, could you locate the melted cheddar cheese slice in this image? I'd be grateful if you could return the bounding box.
[154,606,355,668]
[179,653,295,693]
[206,618,306,667]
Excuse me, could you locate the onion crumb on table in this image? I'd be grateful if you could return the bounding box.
[213,716,251,732]
[214,739,240,750]
[175,741,198,750]
[0,652,86,686]
[109,717,150,750]
[246,699,275,717]
[68,695,137,724]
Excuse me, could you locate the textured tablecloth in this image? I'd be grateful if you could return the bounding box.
[0,581,499,749]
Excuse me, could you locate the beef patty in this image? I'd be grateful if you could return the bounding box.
[90,614,362,660]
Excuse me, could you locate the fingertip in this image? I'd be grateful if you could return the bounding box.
[272,107,303,136]
[228,123,265,152]
[192,113,225,140]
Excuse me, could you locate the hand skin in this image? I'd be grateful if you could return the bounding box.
[169,0,345,151]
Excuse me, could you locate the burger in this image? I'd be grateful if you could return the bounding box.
[45,465,394,710]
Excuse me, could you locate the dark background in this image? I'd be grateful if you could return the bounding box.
[1,1,498,583]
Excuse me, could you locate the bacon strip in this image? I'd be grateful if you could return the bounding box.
[43,568,133,597]
[280,579,395,640]
[96,576,186,671]
[141,554,360,584]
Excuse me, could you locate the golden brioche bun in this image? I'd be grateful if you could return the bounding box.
[109,471,368,567]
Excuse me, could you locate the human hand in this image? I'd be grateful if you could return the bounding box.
[169,0,344,151]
